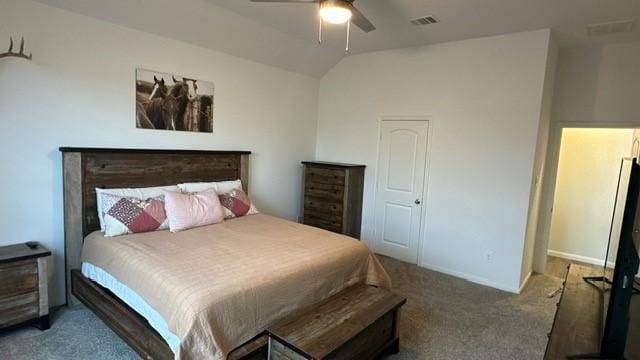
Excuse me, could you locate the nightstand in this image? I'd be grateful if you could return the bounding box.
[0,243,51,330]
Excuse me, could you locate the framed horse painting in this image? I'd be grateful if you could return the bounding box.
[135,68,214,133]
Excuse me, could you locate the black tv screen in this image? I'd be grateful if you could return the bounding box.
[600,158,640,358]
[601,159,633,326]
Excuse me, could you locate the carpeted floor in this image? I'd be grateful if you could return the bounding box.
[0,256,564,360]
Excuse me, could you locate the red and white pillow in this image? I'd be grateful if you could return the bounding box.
[100,193,169,237]
[96,185,180,232]
[218,188,259,219]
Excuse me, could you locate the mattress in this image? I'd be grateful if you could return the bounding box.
[81,213,390,360]
[81,262,181,352]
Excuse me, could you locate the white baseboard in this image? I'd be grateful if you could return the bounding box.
[419,261,521,294]
[519,272,532,293]
[547,249,615,269]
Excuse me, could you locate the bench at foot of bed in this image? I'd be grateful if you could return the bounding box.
[267,284,406,360]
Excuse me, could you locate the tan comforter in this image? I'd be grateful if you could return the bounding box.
[81,214,391,360]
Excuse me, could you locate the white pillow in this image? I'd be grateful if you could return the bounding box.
[178,180,243,194]
[96,185,180,232]
[177,182,216,193]
[216,180,244,194]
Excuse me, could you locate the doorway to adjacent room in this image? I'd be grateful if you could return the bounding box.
[546,127,635,268]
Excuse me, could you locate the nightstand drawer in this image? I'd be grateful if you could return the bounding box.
[0,259,38,298]
[0,291,39,328]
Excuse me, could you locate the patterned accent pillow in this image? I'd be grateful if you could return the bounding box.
[100,193,169,237]
[95,185,180,232]
[218,188,259,219]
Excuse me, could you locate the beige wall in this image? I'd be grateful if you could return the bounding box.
[548,128,633,265]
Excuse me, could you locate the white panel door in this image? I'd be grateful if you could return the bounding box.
[374,120,429,263]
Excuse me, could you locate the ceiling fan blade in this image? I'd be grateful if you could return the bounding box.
[249,0,319,2]
[348,4,375,32]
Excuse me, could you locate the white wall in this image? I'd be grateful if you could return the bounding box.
[0,0,319,306]
[548,128,633,264]
[533,42,640,272]
[317,29,552,292]
[552,42,640,126]
[520,36,558,285]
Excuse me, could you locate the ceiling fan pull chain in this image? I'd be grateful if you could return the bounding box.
[345,18,351,51]
[318,2,323,44]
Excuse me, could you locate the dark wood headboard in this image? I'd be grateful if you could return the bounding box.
[60,147,250,304]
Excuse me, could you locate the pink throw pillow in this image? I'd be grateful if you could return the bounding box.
[163,189,225,232]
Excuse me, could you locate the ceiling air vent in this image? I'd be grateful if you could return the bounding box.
[587,19,635,36]
[411,16,438,26]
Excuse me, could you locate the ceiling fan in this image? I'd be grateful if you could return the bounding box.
[249,0,375,50]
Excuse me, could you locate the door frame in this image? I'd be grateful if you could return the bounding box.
[533,121,640,273]
[372,116,433,265]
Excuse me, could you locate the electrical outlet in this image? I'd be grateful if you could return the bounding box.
[485,251,494,262]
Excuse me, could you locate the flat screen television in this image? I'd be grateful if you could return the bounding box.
[582,158,640,359]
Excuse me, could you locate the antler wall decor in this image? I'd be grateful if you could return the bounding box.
[0,36,33,61]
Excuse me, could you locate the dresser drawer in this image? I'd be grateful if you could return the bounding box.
[304,197,343,214]
[303,208,343,224]
[305,182,344,202]
[305,167,345,186]
[303,212,342,233]
[0,291,39,328]
[0,259,38,299]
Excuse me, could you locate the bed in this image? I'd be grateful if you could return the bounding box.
[60,148,391,360]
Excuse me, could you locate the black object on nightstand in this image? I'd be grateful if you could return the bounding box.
[0,242,51,330]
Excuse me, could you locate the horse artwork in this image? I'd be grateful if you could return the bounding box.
[135,69,214,132]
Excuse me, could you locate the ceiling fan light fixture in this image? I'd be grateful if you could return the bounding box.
[320,1,352,25]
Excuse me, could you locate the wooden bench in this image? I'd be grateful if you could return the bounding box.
[267,284,406,360]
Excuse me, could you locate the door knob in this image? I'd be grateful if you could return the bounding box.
[415,199,421,205]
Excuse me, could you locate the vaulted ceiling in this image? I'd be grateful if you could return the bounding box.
[35,0,640,78]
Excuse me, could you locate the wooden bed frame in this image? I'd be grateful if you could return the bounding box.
[60,147,265,360]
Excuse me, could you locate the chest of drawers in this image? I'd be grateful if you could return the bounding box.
[302,161,365,238]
